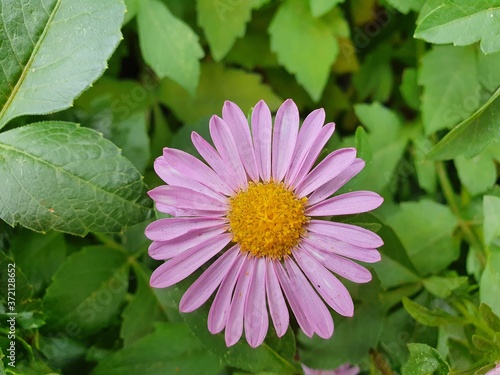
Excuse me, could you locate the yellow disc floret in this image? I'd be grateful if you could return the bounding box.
[227,181,308,259]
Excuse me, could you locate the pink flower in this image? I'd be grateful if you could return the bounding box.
[302,363,360,375]
[146,99,383,348]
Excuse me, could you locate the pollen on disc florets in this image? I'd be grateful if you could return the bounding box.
[227,181,308,259]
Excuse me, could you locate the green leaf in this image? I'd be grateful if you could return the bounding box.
[43,246,129,336]
[353,44,393,102]
[412,136,437,194]
[0,0,125,129]
[402,343,449,375]
[422,275,468,298]
[309,0,344,17]
[124,0,139,24]
[167,281,299,374]
[197,0,258,61]
[484,196,500,246]
[137,0,204,95]
[478,51,500,93]
[384,0,424,14]
[159,62,282,124]
[269,0,339,101]
[0,122,151,236]
[385,200,459,276]
[402,297,464,327]
[479,303,500,333]
[0,251,33,306]
[10,231,66,294]
[120,264,168,346]
[418,46,481,135]
[400,68,421,110]
[93,323,223,375]
[76,77,152,173]
[427,88,500,160]
[480,252,500,317]
[454,151,497,195]
[415,1,500,54]
[350,103,408,194]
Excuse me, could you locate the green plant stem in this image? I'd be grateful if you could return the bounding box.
[435,161,486,267]
[93,233,124,252]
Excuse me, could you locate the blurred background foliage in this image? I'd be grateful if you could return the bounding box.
[0,0,499,374]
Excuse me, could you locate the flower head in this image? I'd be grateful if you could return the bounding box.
[146,99,383,348]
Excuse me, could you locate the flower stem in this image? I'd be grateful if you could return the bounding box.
[435,161,486,267]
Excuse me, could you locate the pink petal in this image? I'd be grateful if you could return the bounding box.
[244,257,269,348]
[306,191,383,216]
[266,262,289,337]
[163,148,233,196]
[148,185,227,216]
[223,101,259,182]
[302,244,373,283]
[289,123,335,187]
[273,261,314,337]
[226,257,254,347]
[191,132,239,192]
[294,248,354,317]
[251,100,272,182]
[180,246,240,313]
[295,148,357,198]
[308,159,365,206]
[148,225,228,260]
[210,116,248,188]
[150,233,232,288]
[307,220,384,248]
[154,157,228,203]
[305,234,381,263]
[284,258,334,338]
[208,251,246,334]
[285,108,325,187]
[272,99,299,182]
[145,217,226,241]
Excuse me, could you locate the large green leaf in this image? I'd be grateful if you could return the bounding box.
[427,88,500,160]
[269,0,340,101]
[418,45,481,135]
[43,246,129,336]
[93,323,223,375]
[402,343,449,375]
[0,0,125,129]
[0,122,151,236]
[385,200,459,276]
[415,1,500,54]
[137,0,204,95]
[197,0,259,61]
[159,62,281,124]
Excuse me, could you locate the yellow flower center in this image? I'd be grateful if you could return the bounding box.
[227,181,308,259]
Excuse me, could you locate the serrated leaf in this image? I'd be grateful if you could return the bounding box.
[269,0,339,101]
[385,200,458,276]
[427,87,500,160]
[418,45,481,135]
[0,122,151,236]
[0,0,125,129]
[310,0,344,17]
[93,323,223,375]
[43,246,129,336]
[480,303,500,333]
[402,343,449,375]
[137,0,204,95]
[159,62,281,124]
[350,103,408,194]
[415,1,500,54]
[197,0,258,61]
